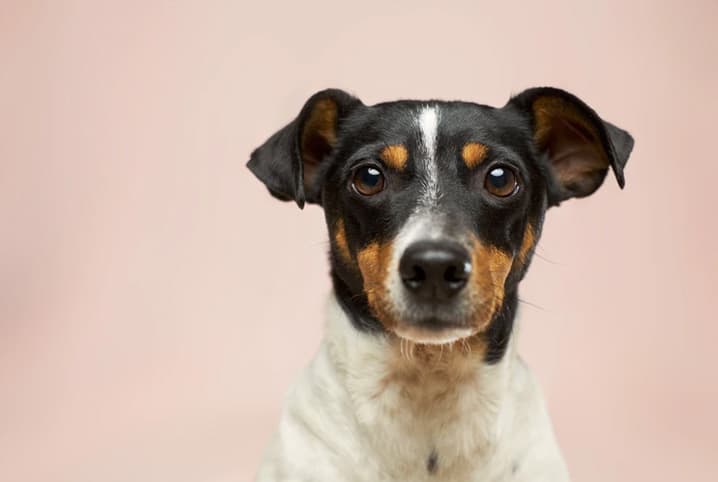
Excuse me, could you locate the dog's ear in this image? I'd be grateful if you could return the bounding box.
[507,87,634,206]
[247,89,364,208]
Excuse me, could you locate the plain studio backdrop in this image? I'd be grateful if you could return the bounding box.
[2,1,717,481]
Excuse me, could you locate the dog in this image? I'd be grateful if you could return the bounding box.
[247,87,633,481]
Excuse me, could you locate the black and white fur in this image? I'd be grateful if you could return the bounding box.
[247,87,633,481]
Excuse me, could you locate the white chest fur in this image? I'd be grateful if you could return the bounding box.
[256,296,570,482]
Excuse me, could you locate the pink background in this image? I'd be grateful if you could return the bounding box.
[2,1,717,481]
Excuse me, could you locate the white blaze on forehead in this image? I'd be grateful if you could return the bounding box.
[416,106,440,207]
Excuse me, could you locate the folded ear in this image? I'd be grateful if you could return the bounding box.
[507,87,634,206]
[247,89,363,208]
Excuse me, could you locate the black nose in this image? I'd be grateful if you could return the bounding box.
[399,241,471,301]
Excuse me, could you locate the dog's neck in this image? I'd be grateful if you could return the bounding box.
[322,293,521,476]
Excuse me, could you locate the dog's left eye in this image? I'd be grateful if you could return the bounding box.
[352,165,385,196]
[484,164,519,198]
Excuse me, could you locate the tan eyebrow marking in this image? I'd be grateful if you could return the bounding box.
[379,144,409,171]
[461,142,489,169]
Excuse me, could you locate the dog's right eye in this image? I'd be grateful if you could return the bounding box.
[352,165,385,196]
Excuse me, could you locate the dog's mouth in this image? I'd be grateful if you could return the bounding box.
[361,262,507,345]
[392,316,477,345]
[409,316,467,331]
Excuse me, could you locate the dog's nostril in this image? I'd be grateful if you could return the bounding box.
[404,265,426,289]
[444,264,469,287]
[399,241,471,301]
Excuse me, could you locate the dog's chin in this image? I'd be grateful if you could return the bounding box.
[392,321,476,345]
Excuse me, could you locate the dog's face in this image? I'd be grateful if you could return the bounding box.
[249,88,633,358]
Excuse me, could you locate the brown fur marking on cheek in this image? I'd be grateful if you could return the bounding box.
[380,144,409,171]
[517,223,535,267]
[357,241,395,328]
[334,219,352,264]
[469,238,512,330]
[461,142,489,169]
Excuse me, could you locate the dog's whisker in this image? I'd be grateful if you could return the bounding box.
[518,298,547,312]
[533,244,560,265]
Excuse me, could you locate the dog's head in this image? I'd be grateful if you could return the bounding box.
[248,88,633,357]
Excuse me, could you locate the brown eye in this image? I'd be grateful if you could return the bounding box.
[352,165,385,196]
[484,164,519,197]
